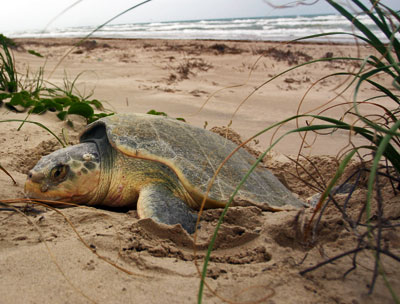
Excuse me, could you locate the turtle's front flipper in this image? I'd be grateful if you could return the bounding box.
[137,183,198,234]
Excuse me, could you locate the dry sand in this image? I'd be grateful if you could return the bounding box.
[0,38,399,303]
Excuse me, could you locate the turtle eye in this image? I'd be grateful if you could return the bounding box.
[50,165,69,182]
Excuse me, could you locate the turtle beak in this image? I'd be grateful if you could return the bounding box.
[25,170,49,196]
[27,170,45,184]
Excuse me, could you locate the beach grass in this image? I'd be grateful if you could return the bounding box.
[198,0,400,303]
[0,35,113,126]
[0,34,18,94]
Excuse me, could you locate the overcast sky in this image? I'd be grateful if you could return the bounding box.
[1,0,399,32]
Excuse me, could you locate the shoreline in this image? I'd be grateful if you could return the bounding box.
[13,36,365,46]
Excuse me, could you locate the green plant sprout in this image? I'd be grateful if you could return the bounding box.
[0,35,114,125]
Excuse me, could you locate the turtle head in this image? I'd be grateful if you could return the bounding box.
[24,143,101,204]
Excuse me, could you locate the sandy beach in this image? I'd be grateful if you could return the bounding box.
[0,38,399,303]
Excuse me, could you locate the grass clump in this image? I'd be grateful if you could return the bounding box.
[167,56,212,83]
[0,34,18,93]
[255,46,313,65]
[295,2,400,299]
[198,1,400,303]
[209,43,243,55]
[0,35,113,125]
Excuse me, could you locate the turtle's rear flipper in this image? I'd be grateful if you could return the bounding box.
[137,183,198,234]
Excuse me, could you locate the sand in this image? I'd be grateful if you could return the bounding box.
[0,38,399,303]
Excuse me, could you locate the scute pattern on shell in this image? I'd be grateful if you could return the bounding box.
[82,114,303,209]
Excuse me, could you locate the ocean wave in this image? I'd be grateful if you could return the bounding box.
[6,14,396,42]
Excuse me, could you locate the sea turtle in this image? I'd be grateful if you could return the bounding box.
[25,113,304,233]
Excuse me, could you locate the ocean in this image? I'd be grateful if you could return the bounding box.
[5,14,394,43]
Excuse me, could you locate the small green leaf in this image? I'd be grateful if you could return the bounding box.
[88,99,104,110]
[69,95,80,103]
[67,102,94,118]
[87,112,114,124]
[9,91,32,107]
[42,98,63,111]
[0,93,10,101]
[28,50,43,58]
[147,109,167,116]
[9,93,24,106]
[52,97,72,106]
[57,111,68,120]
[176,117,186,122]
[30,104,47,114]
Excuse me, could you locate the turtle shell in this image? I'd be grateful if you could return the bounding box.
[80,113,303,210]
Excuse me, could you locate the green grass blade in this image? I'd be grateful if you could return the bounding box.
[367,55,398,79]
[379,4,400,60]
[0,35,18,93]
[353,0,391,36]
[291,31,371,43]
[81,0,152,40]
[49,0,152,77]
[327,0,387,56]
[0,119,65,147]
[360,70,400,104]
[380,262,400,303]
[354,0,400,53]
[42,0,84,33]
[311,118,400,173]
[366,119,400,227]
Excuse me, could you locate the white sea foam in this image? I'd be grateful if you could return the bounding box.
[5,14,398,42]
